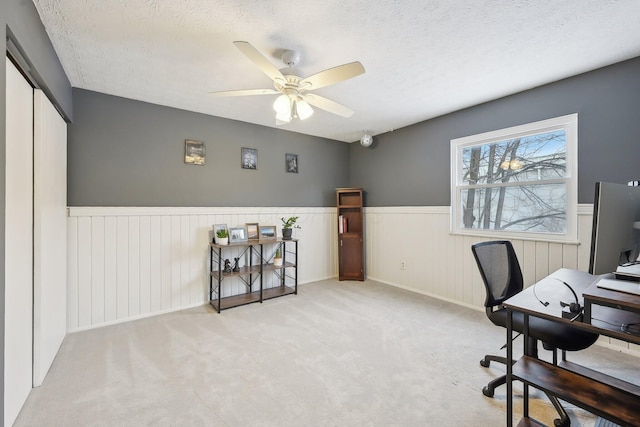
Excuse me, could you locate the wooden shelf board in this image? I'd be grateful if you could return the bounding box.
[210,286,296,311]
[262,286,296,300]
[559,359,640,396]
[262,262,295,272]
[211,291,261,311]
[212,262,296,279]
[211,264,262,279]
[516,418,546,427]
[512,356,640,426]
[210,238,297,249]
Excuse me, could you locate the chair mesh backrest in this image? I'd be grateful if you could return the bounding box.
[471,241,524,308]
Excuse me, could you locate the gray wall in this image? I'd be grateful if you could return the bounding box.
[5,1,72,120]
[350,56,640,206]
[69,89,350,207]
[2,0,73,420]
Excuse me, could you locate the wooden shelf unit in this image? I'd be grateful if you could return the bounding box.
[336,188,364,281]
[209,239,298,312]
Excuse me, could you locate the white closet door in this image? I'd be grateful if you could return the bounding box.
[5,57,34,426]
[33,89,67,387]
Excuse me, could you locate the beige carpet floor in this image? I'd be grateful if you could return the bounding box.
[14,279,640,426]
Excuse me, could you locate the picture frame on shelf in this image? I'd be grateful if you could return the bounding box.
[241,147,257,170]
[229,226,248,243]
[286,153,298,173]
[246,223,259,240]
[212,224,229,244]
[260,225,277,240]
[185,139,205,165]
[213,224,228,236]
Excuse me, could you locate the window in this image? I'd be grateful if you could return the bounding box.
[450,114,577,243]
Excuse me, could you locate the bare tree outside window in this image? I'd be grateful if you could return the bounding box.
[451,114,578,242]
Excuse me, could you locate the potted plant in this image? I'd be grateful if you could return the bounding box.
[274,247,283,267]
[215,228,229,245]
[281,216,301,240]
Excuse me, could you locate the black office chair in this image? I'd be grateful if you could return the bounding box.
[472,240,599,427]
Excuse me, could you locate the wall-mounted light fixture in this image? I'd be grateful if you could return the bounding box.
[360,131,373,147]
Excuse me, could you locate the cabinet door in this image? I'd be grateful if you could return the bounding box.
[339,234,364,280]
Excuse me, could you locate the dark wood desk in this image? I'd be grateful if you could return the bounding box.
[583,280,640,340]
[503,268,640,427]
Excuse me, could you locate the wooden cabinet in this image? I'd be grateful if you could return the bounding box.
[336,188,364,281]
[209,239,298,312]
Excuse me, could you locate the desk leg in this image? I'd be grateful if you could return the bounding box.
[584,299,592,324]
[506,308,513,427]
[523,313,530,419]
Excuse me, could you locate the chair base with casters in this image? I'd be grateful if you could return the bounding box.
[480,336,576,427]
[479,333,531,398]
[480,357,507,397]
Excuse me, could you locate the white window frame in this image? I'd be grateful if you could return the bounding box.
[450,114,578,243]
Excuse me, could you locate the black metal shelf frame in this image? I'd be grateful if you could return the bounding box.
[209,239,298,313]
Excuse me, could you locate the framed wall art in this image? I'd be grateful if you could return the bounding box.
[185,139,205,165]
[241,147,257,170]
[229,226,248,243]
[246,223,259,240]
[260,225,277,240]
[286,153,298,173]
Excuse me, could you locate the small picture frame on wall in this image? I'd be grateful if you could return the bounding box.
[260,225,277,240]
[185,139,205,165]
[286,153,298,173]
[246,223,259,240]
[229,226,248,243]
[241,147,257,170]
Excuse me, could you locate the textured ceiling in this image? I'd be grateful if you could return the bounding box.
[32,0,640,143]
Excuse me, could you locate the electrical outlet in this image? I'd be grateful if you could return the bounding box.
[400,261,406,270]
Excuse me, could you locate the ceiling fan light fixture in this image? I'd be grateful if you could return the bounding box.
[295,99,314,120]
[273,94,291,115]
[275,110,292,123]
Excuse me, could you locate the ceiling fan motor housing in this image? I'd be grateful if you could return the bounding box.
[281,50,300,67]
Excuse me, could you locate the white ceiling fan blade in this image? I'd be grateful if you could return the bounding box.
[301,94,354,118]
[300,62,365,90]
[233,41,286,83]
[210,88,279,97]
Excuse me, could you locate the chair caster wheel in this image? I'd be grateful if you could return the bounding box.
[553,418,570,427]
[480,359,490,367]
[482,386,494,397]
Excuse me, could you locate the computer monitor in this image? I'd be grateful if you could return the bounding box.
[589,182,640,275]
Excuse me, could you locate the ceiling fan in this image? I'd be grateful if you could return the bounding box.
[211,41,365,125]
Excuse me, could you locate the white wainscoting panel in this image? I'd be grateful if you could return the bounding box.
[67,204,637,354]
[67,207,336,331]
[364,205,638,354]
